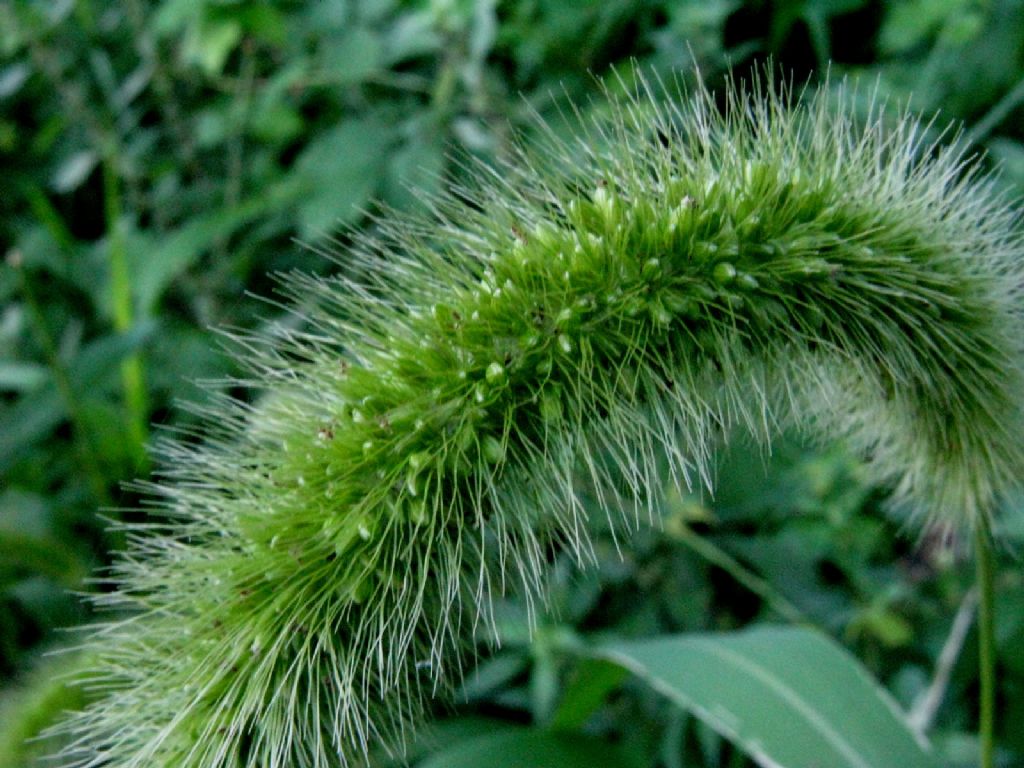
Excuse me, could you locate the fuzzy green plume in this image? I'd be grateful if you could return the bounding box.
[56,72,1024,766]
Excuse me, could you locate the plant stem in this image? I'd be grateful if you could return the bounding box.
[102,157,149,471]
[964,74,1024,148]
[907,587,978,735]
[974,517,996,768]
[669,524,806,624]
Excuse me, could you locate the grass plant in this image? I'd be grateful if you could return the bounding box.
[54,71,1024,768]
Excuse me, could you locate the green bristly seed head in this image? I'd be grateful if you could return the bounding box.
[56,71,1024,766]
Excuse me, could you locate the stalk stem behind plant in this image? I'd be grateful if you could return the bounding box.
[102,157,148,471]
[975,518,997,768]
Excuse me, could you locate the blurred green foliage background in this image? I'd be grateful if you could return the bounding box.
[1,1,1023,766]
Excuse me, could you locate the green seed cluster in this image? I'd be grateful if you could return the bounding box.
[56,73,1024,766]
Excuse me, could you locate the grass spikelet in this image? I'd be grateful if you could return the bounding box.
[54,70,1024,766]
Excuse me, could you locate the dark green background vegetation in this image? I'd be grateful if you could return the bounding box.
[1,1,1023,766]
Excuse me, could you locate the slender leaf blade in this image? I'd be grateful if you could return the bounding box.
[600,626,938,768]
[417,728,636,768]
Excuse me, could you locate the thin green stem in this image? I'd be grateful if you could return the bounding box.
[430,51,459,118]
[974,517,997,768]
[668,523,807,625]
[102,157,148,471]
[964,74,1024,148]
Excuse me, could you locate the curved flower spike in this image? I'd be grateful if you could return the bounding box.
[57,71,1024,767]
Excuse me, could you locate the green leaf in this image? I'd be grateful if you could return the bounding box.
[0,490,54,541]
[600,627,939,768]
[879,0,973,54]
[294,115,393,237]
[549,657,628,730]
[0,489,87,588]
[382,11,441,63]
[127,182,302,315]
[151,0,201,35]
[0,322,155,473]
[0,530,84,586]
[51,149,98,193]
[322,26,383,84]
[0,62,29,99]
[0,361,47,393]
[8,576,82,636]
[458,651,529,702]
[987,138,1024,195]
[382,129,445,212]
[417,728,636,768]
[182,17,242,75]
[384,717,517,766]
[230,4,287,46]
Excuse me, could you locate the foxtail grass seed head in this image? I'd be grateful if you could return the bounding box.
[56,71,1024,766]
